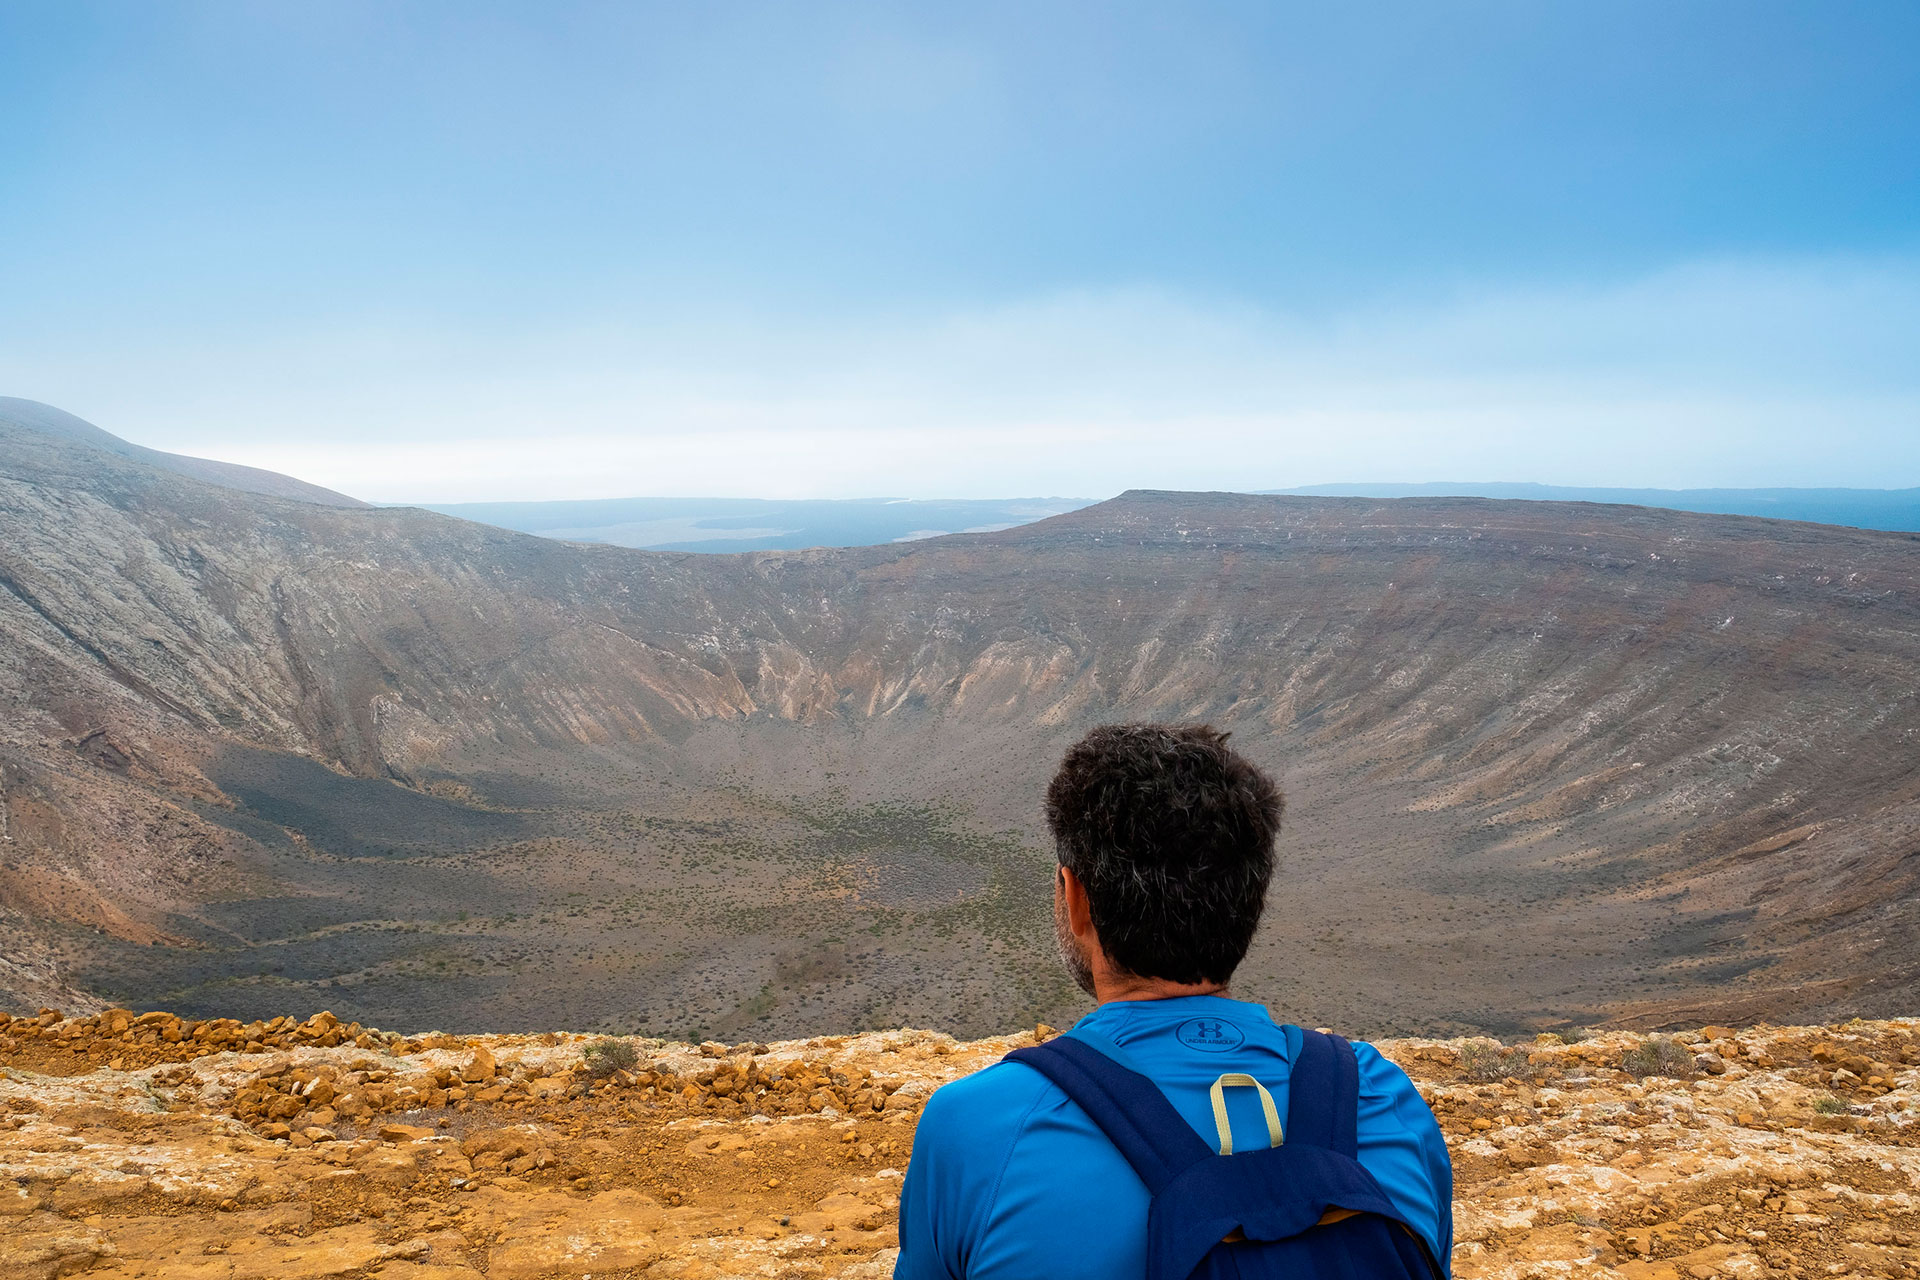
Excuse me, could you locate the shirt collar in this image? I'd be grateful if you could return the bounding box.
[1073,992,1273,1033]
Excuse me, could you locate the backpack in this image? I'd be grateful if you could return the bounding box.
[1004,1030,1444,1280]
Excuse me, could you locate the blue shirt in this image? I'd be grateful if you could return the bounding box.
[895,995,1453,1279]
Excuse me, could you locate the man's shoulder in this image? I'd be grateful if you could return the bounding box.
[919,1057,1060,1141]
[1347,1039,1423,1097]
[1346,1037,1397,1072]
[898,1056,1150,1280]
[908,1057,1067,1211]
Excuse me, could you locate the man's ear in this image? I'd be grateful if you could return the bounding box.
[1059,865,1096,940]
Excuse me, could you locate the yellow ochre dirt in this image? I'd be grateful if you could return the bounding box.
[8,1007,1920,1278]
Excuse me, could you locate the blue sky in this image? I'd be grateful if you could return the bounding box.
[2,2,1916,500]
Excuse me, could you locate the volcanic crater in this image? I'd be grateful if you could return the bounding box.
[3,398,1919,1040]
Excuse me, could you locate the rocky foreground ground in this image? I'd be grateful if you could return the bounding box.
[6,1009,1920,1278]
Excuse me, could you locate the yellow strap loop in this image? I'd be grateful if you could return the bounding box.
[1208,1073,1283,1155]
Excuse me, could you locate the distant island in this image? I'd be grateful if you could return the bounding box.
[423,485,1919,553]
[1267,482,1920,534]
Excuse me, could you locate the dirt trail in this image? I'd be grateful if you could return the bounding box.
[7,1006,1920,1278]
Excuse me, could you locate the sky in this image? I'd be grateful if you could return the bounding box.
[2,2,1916,502]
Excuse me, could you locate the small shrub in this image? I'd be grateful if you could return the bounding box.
[1813,1096,1848,1115]
[1621,1037,1695,1079]
[1462,1040,1536,1083]
[582,1037,639,1078]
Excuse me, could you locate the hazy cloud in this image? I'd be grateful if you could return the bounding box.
[7,254,1915,501]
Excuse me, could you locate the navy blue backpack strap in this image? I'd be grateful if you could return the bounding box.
[1003,1035,1214,1194]
[1283,1029,1361,1156]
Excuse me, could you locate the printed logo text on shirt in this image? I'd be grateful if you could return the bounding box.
[1175,1017,1246,1052]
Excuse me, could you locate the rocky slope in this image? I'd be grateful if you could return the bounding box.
[3,403,1920,1034]
[8,1006,1920,1279]
[0,398,367,508]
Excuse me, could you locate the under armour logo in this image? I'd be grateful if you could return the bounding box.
[1176,1016,1246,1052]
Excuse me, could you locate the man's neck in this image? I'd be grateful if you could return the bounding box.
[1092,972,1230,1005]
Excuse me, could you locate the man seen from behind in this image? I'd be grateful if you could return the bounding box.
[895,723,1453,1279]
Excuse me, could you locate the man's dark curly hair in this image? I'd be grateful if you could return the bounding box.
[1046,723,1284,986]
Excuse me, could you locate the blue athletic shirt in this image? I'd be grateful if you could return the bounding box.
[895,994,1453,1280]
